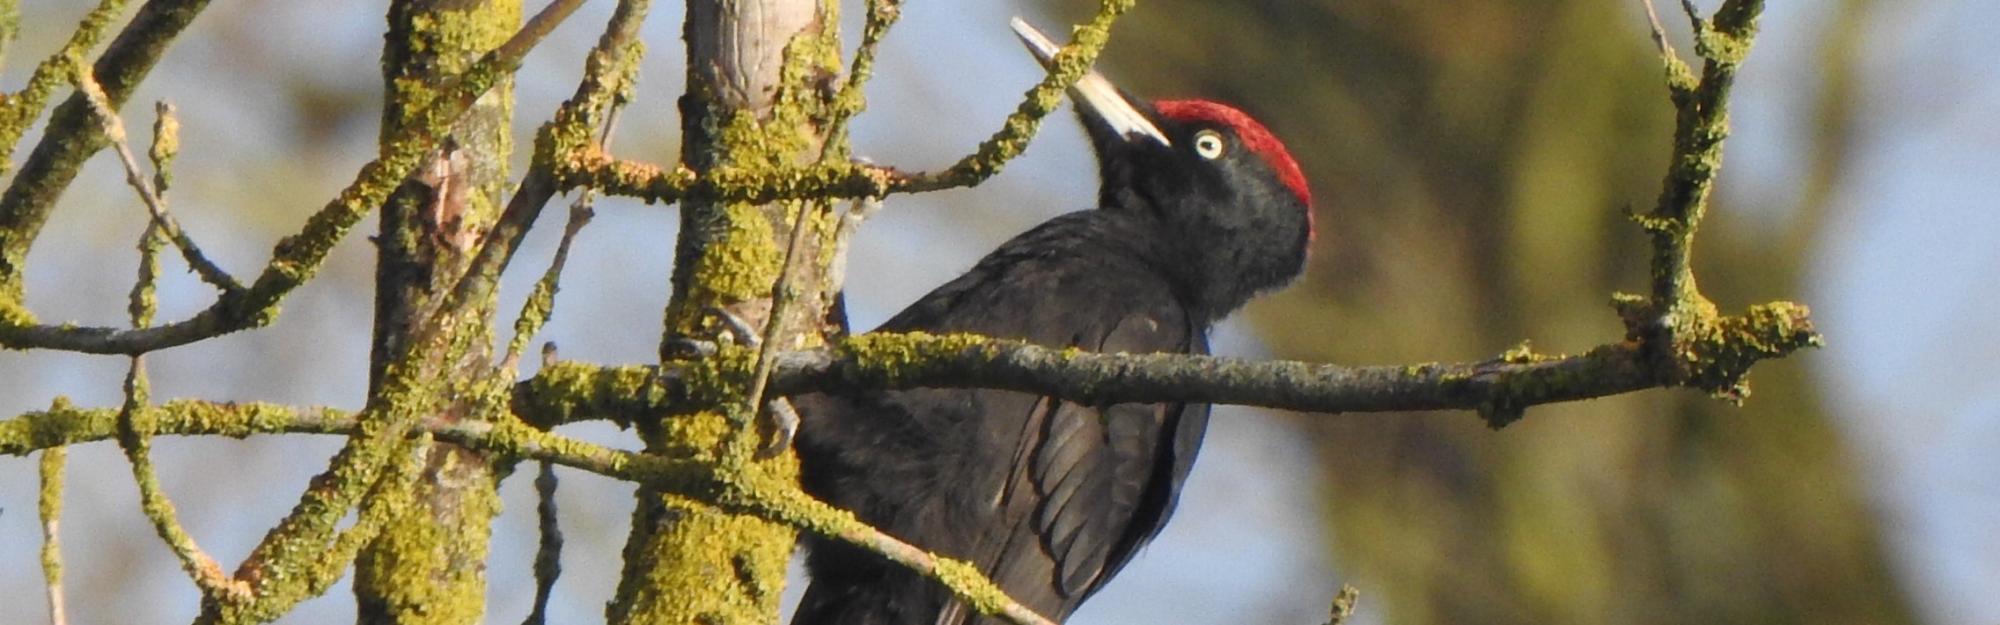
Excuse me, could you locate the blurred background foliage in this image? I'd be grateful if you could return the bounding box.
[1079,1,1913,624]
[1,1,1991,624]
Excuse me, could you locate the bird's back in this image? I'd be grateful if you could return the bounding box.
[792,210,1212,625]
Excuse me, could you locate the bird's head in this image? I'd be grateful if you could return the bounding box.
[1012,18,1313,317]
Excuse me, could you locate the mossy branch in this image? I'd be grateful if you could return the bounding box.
[36,444,67,625]
[544,0,1135,208]
[509,303,1816,431]
[0,0,200,312]
[75,69,239,293]
[1620,0,1801,401]
[0,399,1057,625]
[0,0,129,176]
[114,147,245,603]
[0,0,582,355]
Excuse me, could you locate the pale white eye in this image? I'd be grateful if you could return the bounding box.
[1193,130,1227,160]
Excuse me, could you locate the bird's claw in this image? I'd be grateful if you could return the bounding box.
[705,306,762,347]
[661,337,718,359]
[755,398,802,459]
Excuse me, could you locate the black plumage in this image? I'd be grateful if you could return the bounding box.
[790,19,1314,625]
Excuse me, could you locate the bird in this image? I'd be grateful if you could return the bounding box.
[789,18,1314,625]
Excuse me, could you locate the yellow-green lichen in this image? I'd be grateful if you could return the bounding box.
[685,201,785,305]
[836,331,990,383]
[1677,300,1820,401]
[37,442,66,595]
[931,556,1016,617]
[0,0,128,174]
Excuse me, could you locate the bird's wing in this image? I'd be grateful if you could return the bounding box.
[962,308,1204,623]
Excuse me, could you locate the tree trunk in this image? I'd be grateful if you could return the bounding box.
[354,1,519,623]
[607,1,843,623]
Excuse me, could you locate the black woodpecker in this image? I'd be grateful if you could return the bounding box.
[791,18,1314,625]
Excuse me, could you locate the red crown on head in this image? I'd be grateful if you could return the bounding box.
[1154,100,1313,210]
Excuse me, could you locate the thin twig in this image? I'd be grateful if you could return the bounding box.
[116,221,247,600]
[37,445,67,625]
[1639,0,1677,59]
[501,101,624,373]
[74,65,241,293]
[452,0,647,369]
[815,0,902,163]
[740,196,818,457]
[522,461,563,625]
[1679,0,1704,27]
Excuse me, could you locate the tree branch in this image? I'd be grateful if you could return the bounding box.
[1620,0,1777,401]
[37,445,67,625]
[0,399,1058,625]
[546,0,1138,209]
[0,0,582,355]
[0,0,204,315]
[75,70,240,293]
[508,302,1816,431]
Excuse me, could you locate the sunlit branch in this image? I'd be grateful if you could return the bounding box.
[0,0,583,355]
[548,0,1140,208]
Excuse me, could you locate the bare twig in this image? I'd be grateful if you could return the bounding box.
[75,70,240,292]
[522,461,563,625]
[740,196,820,456]
[501,101,623,373]
[1639,0,1676,58]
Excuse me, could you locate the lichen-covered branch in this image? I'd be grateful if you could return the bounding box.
[514,302,1816,430]
[115,172,245,603]
[37,445,67,625]
[75,69,240,293]
[546,0,1135,209]
[0,0,581,355]
[1618,0,1788,401]
[0,399,1057,625]
[0,0,129,177]
[0,0,200,316]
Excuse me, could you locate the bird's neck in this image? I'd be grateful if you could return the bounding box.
[1104,194,1309,323]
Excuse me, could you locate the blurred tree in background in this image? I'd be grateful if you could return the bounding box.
[1069,1,1913,623]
